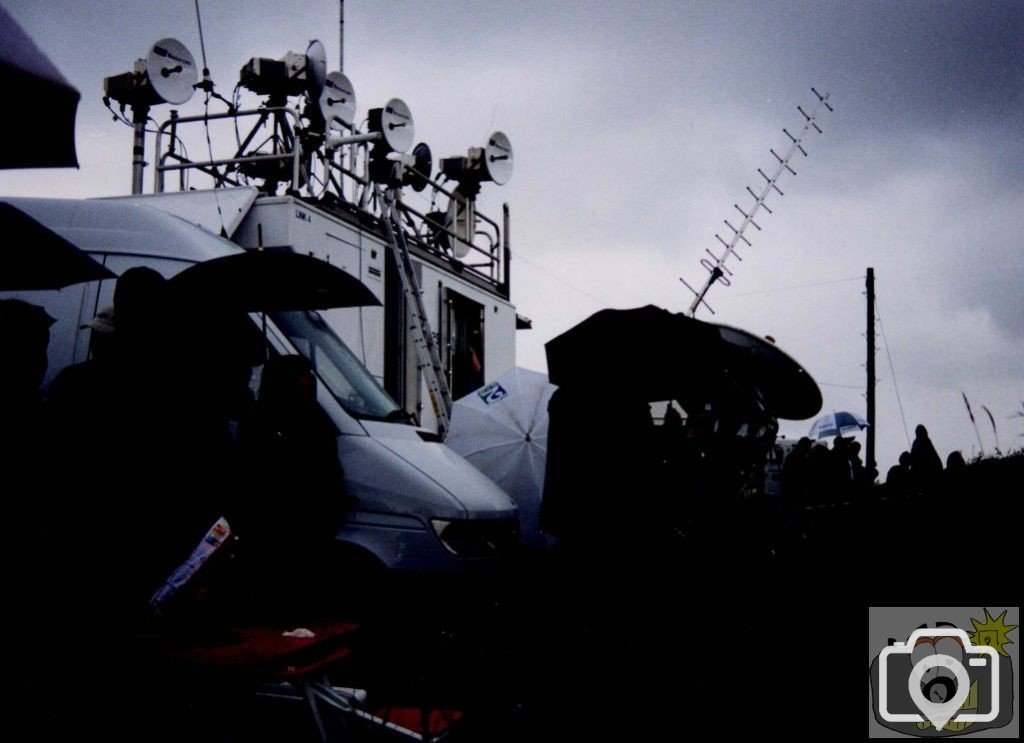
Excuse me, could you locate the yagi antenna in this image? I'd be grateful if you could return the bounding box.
[680,88,833,316]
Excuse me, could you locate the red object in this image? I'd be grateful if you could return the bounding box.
[160,622,358,680]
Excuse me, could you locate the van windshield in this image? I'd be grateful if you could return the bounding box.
[270,310,405,422]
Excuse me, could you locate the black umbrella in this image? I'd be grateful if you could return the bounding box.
[0,5,80,169]
[545,305,723,401]
[0,202,116,290]
[545,304,821,419]
[168,249,381,312]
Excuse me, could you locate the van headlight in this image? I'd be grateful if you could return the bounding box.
[430,518,520,558]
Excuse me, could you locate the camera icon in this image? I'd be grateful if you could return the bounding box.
[879,627,1000,731]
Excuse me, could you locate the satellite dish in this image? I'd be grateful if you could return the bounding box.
[483,131,513,186]
[408,142,433,192]
[380,98,414,153]
[320,71,356,128]
[305,40,327,99]
[146,38,198,105]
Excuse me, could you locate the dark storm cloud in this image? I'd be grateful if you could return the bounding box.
[667,1,1024,130]
[2,0,1021,468]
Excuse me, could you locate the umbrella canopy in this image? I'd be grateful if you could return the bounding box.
[808,410,869,440]
[545,304,821,419]
[168,250,381,312]
[715,324,822,420]
[446,367,556,549]
[0,5,79,168]
[0,201,116,290]
[545,305,721,401]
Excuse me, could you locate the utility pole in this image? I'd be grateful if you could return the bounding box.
[866,267,876,476]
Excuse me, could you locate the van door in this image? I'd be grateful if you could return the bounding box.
[442,288,485,400]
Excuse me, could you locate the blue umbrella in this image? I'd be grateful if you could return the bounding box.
[808,410,869,440]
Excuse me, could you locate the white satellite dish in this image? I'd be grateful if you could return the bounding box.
[146,38,197,105]
[305,39,327,99]
[380,98,414,153]
[483,131,513,186]
[320,71,356,128]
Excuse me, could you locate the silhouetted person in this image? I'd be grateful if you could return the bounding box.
[233,354,347,619]
[945,450,966,470]
[1,300,55,727]
[885,451,913,499]
[847,439,869,492]
[541,387,657,558]
[830,435,854,503]
[47,305,118,448]
[807,442,832,506]
[0,299,54,487]
[782,437,814,507]
[910,424,942,493]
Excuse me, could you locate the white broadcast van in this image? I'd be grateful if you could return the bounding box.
[2,196,519,574]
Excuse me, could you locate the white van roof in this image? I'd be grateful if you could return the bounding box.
[2,196,243,266]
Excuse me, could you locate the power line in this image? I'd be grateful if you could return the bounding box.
[875,296,911,449]
[729,274,864,298]
[510,249,609,306]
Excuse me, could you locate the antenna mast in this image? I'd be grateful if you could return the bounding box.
[338,0,345,72]
[680,88,833,316]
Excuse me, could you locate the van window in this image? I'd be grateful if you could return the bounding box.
[271,310,405,422]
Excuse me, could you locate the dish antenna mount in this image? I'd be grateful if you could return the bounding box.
[103,38,198,194]
[239,39,327,102]
[232,40,331,191]
[437,132,514,257]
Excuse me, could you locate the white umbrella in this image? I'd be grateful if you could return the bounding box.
[808,410,869,440]
[447,367,556,548]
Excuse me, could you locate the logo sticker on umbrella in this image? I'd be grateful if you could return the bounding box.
[477,382,509,405]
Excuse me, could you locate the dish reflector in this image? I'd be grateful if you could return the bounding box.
[380,98,414,153]
[483,131,513,186]
[305,40,327,98]
[146,38,197,105]
[409,142,433,192]
[320,71,356,127]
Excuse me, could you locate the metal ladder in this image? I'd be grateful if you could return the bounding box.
[377,185,453,437]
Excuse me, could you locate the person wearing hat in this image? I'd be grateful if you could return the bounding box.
[46,304,118,443]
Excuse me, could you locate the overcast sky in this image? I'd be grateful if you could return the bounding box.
[3,0,1022,473]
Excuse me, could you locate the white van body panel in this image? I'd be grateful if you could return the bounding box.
[361,420,516,517]
[101,187,260,238]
